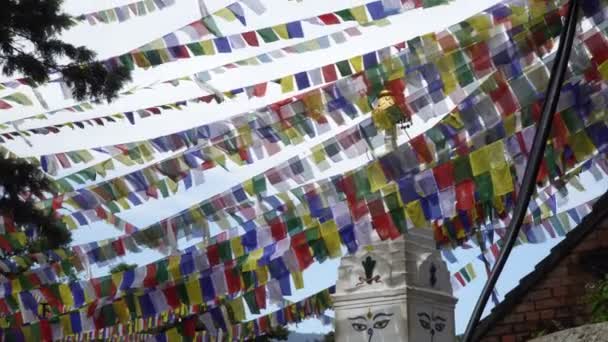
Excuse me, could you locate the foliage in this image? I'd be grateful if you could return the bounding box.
[0,0,131,101]
[110,263,137,274]
[252,325,290,341]
[587,275,608,323]
[0,155,71,277]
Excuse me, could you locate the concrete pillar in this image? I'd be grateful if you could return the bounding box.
[332,229,457,342]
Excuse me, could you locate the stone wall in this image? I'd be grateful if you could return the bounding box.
[479,218,608,342]
[529,322,608,342]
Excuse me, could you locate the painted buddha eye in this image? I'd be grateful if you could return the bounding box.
[435,322,446,332]
[351,323,367,332]
[373,320,390,329]
[419,319,431,330]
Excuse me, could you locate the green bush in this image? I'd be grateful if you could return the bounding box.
[587,276,608,323]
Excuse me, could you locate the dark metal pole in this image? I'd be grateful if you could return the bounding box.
[462,1,580,341]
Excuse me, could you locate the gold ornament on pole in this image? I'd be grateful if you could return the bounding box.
[371,89,412,152]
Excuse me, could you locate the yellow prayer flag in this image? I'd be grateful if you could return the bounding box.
[166,327,180,341]
[114,301,130,323]
[112,272,123,290]
[436,55,458,94]
[487,140,506,168]
[231,237,244,258]
[354,97,372,113]
[59,284,74,308]
[406,200,427,228]
[186,277,203,305]
[320,220,342,258]
[599,61,608,81]
[21,326,32,341]
[229,298,246,322]
[60,314,72,335]
[168,255,181,280]
[467,15,492,39]
[510,5,528,27]
[301,214,315,228]
[568,130,596,162]
[367,160,388,193]
[237,125,253,147]
[201,40,216,55]
[490,162,514,196]
[62,216,78,230]
[243,178,254,196]
[214,7,237,21]
[493,196,505,215]
[503,113,517,137]
[292,271,305,290]
[166,178,179,194]
[350,6,368,24]
[256,266,269,285]
[242,248,264,272]
[132,52,151,68]
[349,56,363,73]
[116,197,131,210]
[281,75,295,93]
[311,145,327,165]
[469,145,490,176]
[273,24,289,39]
[465,263,477,279]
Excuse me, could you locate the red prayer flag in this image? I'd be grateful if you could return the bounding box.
[0,100,12,110]
[469,41,493,76]
[318,13,340,25]
[291,233,313,270]
[143,264,158,288]
[454,272,466,286]
[207,244,220,267]
[242,31,259,46]
[322,64,338,83]
[112,239,126,257]
[456,180,475,211]
[269,218,287,240]
[40,319,53,342]
[410,135,433,164]
[163,286,180,309]
[254,286,267,310]
[372,213,400,240]
[433,162,454,190]
[489,78,519,116]
[182,317,197,337]
[225,267,242,294]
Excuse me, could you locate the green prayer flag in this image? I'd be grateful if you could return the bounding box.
[336,60,353,77]
[243,290,260,314]
[453,156,473,183]
[156,260,169,284]
[474,172,494,203]
[252,174,267,194]
[257,28,279,43]
[187,42,205,56]
[218,240,232,261]
[335,9,355,21]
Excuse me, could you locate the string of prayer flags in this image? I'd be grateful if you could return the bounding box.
[451,199,597,292]
[152,286,335,341]
[0,0,580,129]
[75,0,178,26]
[51,47,608,245]
[25,3,583,183]
[0,92,33,110]
[109,0,454,71]
[50,50,608,270]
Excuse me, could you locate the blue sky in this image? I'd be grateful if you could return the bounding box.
[1,0,605,336]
